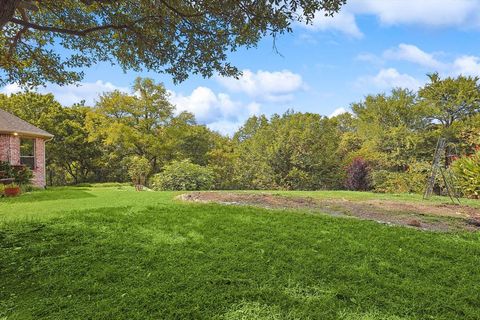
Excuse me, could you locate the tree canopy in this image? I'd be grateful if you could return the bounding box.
[0,0,346,87]
[1,74,478,197]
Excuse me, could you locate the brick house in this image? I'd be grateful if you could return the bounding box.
[0,109,53,188]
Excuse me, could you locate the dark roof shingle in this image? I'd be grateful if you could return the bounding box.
[0,109,54,138]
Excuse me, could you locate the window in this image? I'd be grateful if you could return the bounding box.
[20,138,35,169]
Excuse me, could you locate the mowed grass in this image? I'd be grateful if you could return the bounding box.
[1,187,480,319]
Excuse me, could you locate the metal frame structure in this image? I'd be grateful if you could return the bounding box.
[423,138,460,204]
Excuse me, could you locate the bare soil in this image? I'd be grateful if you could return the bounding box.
[178,192,480,232]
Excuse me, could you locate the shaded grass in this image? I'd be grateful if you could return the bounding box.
[1,188,480,319]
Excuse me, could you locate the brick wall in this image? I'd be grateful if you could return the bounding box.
[0,135,9,162]
[32,138,46,188]
[0,134,47,188]
[9,135,20,165]
[0,134,20,164]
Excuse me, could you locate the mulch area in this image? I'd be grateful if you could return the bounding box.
[178,192,480,232]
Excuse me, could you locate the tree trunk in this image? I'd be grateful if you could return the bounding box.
[0,0,17,29]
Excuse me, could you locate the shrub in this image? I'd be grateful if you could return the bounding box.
[151,160,214,191]
[0,161,14,177]
[451,150,480,198]
[126,156,151,190]
[0,161,33,185]
[14,165,33,185]
[345,157,371,191]
[0,184,4,196]
[371,170,409,193]
[371,162,430,194]
[405,161,430,194]
[21,184,42,193]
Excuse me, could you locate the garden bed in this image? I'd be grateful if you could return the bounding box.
[178,192,480,232]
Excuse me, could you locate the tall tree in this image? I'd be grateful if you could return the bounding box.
[0,0,345,87]
[418,73,480,129]
[351,89,430,170]
[86,78,175,172]
[233,112,342,190]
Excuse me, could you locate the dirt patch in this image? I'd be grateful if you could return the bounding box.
[178,192,480,232]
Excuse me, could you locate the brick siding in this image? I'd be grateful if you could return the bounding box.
[0,134,47,188]
[32,138,46,187]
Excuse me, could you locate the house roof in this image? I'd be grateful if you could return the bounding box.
[0,109,54,138]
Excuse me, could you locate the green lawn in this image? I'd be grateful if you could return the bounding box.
[1,187,479,319]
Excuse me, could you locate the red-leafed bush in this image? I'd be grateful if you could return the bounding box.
[345,157,371,191]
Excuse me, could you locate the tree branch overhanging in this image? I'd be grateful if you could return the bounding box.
[9,17,132,35]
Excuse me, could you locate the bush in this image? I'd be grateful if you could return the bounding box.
[345,157,371,191]
[126,156,151,190]
[14,165,33,185]
[451,149,480,198]
[151,160,214,191]
[371,170,409,193]
[371,162,429,194]
[0,161,33,185]
[0,184,4,196]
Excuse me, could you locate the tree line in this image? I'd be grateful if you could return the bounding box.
[1,74,479,196]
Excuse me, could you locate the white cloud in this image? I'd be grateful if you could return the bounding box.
[356,53,381,64]
[302,0,480,37]
[452,55,480,76]
[357,68,422,90]
[168,87,261,130]
[329,107,349,118]
[40,81,129,106]
[217,69,305,102]
[0,83,22,95]
[361,44,480,79]
[351,0,480,28]
[383,44,445,69]
[306,10,363,38]
[0,80,129,106]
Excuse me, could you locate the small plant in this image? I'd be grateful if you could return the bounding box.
[151,159,214,191]
[0,161,33,186]
[345,157,371,191]
[0,184,5,197]
[451,149,480,198]
[13,165,33,185]
[126,156,151,191]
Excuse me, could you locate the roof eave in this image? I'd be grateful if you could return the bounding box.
[0,130,54,139]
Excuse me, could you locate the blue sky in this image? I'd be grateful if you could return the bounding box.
[3,0,480,134]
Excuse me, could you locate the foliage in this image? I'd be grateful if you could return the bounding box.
[0,183,4,196]
[206,139,237,190]
[418,73,480,129]
[351,88,430,170]
[0,161,32,185]
[0,0,345,87]
[126,156,151,188]
[0,92,102,184]
[451,149,480,198]
[371,162,429,194]
[345,157,371,191]
[371,171,410,194]
[233,112,342,190]
[86,78,219,177]
[20,184,40,193]
[150,160,214,191]
[13,165,33,185]
[1,74,480,196]
[0,161,14,178]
